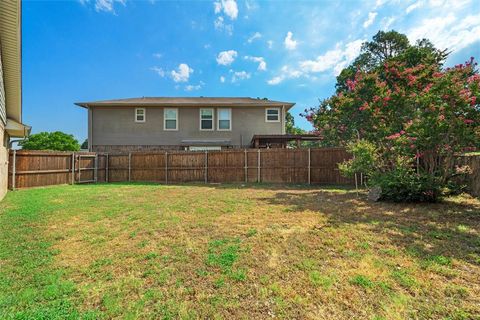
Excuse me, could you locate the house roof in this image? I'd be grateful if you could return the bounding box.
[75,97,295,109]
[0,0,22,123]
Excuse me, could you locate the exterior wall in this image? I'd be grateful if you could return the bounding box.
[0,123,7,199]
[90,106,286,150]
[0,51,7,199]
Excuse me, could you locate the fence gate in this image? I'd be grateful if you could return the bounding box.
[75,153,98,183]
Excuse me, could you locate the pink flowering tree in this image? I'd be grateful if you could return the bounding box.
[306,55,480,201]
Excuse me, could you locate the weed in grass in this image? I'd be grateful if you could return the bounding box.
[444,285,469,298]
[144,252,159,260]
[350,275,375,289]
[309,271,335,289]
[380,248,399,257]
[456,224,470,233]
[246,228,257,237]
[427,230,452,240]
[391,269,417,289]
[296,258,317,271]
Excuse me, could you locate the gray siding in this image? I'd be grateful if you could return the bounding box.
[0,50,6,125]
[91,106,285,148]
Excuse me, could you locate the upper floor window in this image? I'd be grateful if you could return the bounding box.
[135,108,146,122]
[266,108,280,122]
[217,108,231,131]
[200,108,214,131]
[164,108,178,130]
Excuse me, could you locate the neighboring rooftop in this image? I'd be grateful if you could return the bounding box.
[75,97,295,108]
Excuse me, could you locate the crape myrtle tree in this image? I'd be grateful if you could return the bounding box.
[303,30,480,202]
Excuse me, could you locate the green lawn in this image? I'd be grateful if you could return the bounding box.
[0,183,479,319]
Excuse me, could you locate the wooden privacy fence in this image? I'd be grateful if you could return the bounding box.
[8,148,353,189]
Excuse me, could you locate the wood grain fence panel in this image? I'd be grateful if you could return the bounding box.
[131,153,166,182]
[107,154,129,182]
[207,150,245,182]
[8,148,357,189]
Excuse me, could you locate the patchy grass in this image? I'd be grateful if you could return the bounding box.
[0,182,479,319]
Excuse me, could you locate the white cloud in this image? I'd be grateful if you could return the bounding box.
[267,76,283,85]
[267,65,302,85]
[247,32,262,43]
[216,50,238,65]
[185,81,205,91]
[300,39,364,76]
[214,16,233,35]
[244,56,267,71]
[150,66,165,77]
[407,12,480,51]
[267,40,273,49]
[231,71,251,82]
[152,53,162,59]
[220,76,226,83]
[363,11,377,28]
[80,0,126,13]
[214,0,238,20]
[171,63,193,82]
[284,31,297,50]
[406,1,423,13]
[380,16,396,30]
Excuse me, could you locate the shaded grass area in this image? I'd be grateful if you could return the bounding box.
[0,182,479,319]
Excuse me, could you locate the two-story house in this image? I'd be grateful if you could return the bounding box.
[75,97,295,152]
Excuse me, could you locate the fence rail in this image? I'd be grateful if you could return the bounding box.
[8,148,354,189]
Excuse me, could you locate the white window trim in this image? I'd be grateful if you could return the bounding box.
[164,108,178,131]
[265,107,280,123]
[217,108,232,131]
[199,108,215,131]
[135,108,146,123]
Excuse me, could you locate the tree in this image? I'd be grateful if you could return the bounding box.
[285,112,306,135]
[81,139,88,150]
[335,30,448,92]
[20,131,81,151]
[305,30,479,201]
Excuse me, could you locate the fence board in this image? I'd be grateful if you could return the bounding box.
[8,148,355,189]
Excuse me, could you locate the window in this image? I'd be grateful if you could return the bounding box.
[164,108,178,130]
[265,108,280,122]
[135,108,145,122]
[200,108,214,131]
[217,108,231,131]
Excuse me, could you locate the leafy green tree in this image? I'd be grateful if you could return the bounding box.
[20,131,80,151]
[285,112,306,135]
[335,30,448,92]
[81,139,88,150]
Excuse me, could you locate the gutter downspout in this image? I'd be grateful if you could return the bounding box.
[282,105,286,134]
[87,105,93,151]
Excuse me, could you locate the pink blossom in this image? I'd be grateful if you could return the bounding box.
[423,83,433,93]
[438,114,445,121]
[400,130,406,134]
[464,119,474,124]
[386,133,401,140]
[471,96,477,106]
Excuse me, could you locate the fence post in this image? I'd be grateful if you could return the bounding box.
[257,149,261,183]
[94,154,98,183]
[165,151,168,184]
[105,153,109,183]
[308,148,311,185]
[71,152,75,185]
[204,151,208,183]
[128,152,132,182]
[78,155,81,183]
[12,150,16,190]
[244,149,248,183]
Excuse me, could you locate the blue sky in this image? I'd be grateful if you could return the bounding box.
[23,0,480,142]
